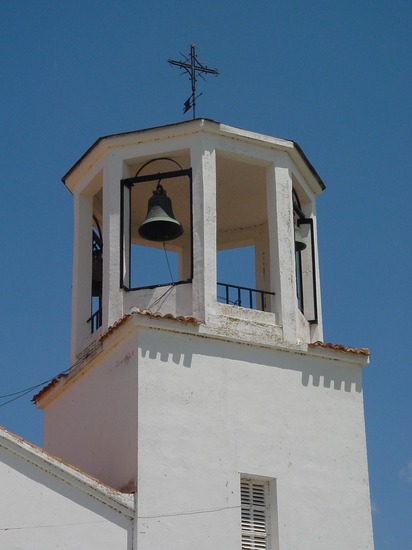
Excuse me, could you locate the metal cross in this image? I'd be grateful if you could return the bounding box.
[168,44,219,119]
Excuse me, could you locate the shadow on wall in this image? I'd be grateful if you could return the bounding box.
[140,342,192,369]
[301,364,361,393]
[138,332,362,394]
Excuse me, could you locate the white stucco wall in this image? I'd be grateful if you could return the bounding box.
[0,443,132,549]
[43,335,138,492]
[135,326,373,550]
[40,315,373,549]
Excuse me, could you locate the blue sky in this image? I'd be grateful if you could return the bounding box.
[0,1,411,548]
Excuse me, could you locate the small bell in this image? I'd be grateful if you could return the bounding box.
[139,183,183,242]
[91,229,103,297]
[294,225,307,252]
[92,250,103,296]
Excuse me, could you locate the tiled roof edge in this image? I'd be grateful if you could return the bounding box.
[32,374,68,404]
[131,307,201,325]
[309,341,370,357]
[0,426,135,510]
[98,313,133,342]
[99,309,201,342]
[34,310,200,404]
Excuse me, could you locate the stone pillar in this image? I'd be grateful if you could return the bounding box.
[102,151,128,327]
[71,192,93,360]
[190,134,217,322]
[267,152,298,342]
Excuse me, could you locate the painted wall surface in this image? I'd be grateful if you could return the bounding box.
[0,446,132,549]
[135,327,373,550]
[124,283,193,318]
[43,336,138,492]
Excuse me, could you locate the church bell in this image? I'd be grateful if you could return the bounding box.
[138,183,183,242]
[294,225,307,252]
[92,229,103,297]
[92,250,103,296]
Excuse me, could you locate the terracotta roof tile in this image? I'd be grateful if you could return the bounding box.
[98,313,133,342]
[35,310,200,403]
[131,307,201,325]
[32,374,68,403]
[99,309,201,342]
[0,426,131,495]
[309,341,370,357]
[35,318,366,407]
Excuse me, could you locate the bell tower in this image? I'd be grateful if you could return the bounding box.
[36,120,374,550]
[65,119,324,361]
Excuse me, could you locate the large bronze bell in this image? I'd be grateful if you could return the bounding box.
[294,225,307,252]
[138,183,183,242]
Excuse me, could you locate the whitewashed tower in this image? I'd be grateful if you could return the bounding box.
[35,119,374,550]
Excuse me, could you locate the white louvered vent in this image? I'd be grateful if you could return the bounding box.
[241,478,269,550]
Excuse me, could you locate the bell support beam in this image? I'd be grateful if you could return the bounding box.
[291,167,323,341]
[121,182,130,290]
[303,207,323,342]
[121,169,192,187]
[310,209,323,341]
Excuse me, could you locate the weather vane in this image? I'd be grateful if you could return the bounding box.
[168,44,219,119]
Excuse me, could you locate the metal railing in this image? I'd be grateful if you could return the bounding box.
[87,307,102,334]
[87,284,275,333]
[217,282,275,312]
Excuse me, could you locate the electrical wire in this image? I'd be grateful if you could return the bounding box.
[1,245,177,410]
[217,295,240,306]
[0,383,51,399]
[147,284,176,311]
[0,388,42,409]
[0,520,106,531]
[138,504,241,519]
[141,241,177,311]
[0,366,71,409]
[163,242,174,283]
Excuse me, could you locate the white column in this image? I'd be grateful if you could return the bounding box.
[71,192,93,361]
[307,203,323,342]
[190,134,217,322]
[267,153,298,342]
[102,151,128,327]
[178,233,192,281]
[121,183,130,289]
[254,225,270,310]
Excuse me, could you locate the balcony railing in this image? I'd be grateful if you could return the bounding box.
[87,307,102,334]
[88,285,274,334]
[217,282,275,312]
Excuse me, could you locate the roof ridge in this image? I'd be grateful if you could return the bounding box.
[0,426,134,513]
